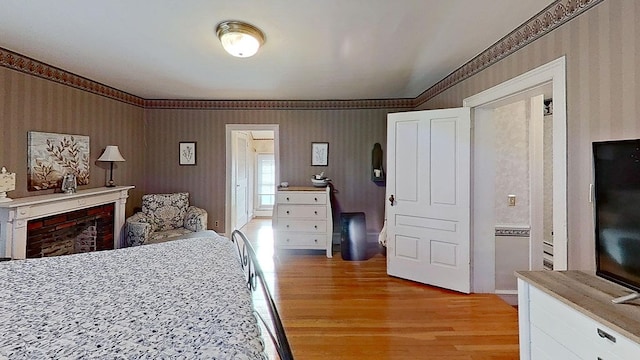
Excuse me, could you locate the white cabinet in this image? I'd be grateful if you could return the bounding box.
[274,186,333,258]
[516,271,640,360]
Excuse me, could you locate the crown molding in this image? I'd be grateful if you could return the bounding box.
[0,0,602,110]
[415,0,605,107]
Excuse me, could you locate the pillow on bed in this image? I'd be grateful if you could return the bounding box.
[142,192,189,231]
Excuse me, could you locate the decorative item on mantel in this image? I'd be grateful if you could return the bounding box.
[97,145,126,187]
[0,167,16,203]
[61,173,77,194]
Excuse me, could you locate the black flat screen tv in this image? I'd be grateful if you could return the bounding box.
[593,139,640,296]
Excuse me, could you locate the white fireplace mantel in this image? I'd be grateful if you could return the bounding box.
[0,186,134,259]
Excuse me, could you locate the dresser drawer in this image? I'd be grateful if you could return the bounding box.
[529,325,581,360]
[276,220,327,233]
[529,286,638,359]
[277,205,327,219]
[277,192,327,205]
[276,233,326,248]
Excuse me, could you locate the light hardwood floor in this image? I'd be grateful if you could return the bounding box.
[240,218,520,360]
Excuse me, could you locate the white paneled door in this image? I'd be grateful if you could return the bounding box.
[234,132,249,230]
[386,108,471,293]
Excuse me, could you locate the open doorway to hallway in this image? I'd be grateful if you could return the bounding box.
[225,124,279,234]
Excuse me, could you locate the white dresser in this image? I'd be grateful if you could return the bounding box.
[273,186,333,258]
[516,271,640,360]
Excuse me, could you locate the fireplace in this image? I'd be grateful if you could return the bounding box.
[26,203,114,258]
[0,186,133,259]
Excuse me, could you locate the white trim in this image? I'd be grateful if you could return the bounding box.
[464,56,568,274]
[495,289,519,295]
[225,124,279,234]
[530,94,545,271]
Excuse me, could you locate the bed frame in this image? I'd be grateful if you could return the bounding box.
[231,230,294,360]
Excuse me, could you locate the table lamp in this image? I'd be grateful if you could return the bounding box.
[0,167,16,202]
[97,145,126,187]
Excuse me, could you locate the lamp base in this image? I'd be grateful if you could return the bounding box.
[0,191,13,203]
[106,180,116,188]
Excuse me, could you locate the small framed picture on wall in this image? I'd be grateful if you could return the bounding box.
[311,142,329,166]
[179,142,197,166]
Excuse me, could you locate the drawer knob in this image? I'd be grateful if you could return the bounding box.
[314,225,318,229]
[314,239,318,243]
[286,225,290,228]
[314,211,318,215]
[314,197,318,201]
[597,328,616,343]
[286,238,290,242]
[286,210,290,214]
[286,197,290,201]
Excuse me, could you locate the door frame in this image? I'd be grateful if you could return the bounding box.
[225,124,280,235]
[463,56,567,292]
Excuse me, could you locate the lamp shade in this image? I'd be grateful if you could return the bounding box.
[216,21,265,58]
[97,146,126,162]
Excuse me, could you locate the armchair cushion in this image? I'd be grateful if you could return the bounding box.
[142,192,189,231]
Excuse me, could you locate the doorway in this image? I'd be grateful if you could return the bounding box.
[225,124,280,235]
[464,56,567,294]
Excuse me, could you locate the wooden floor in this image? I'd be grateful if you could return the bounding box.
[240,218,520,360]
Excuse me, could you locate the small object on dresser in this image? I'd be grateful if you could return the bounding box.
[311,171,330,187]
[0,167,16,203]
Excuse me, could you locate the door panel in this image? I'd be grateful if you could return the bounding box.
[235,132,249,229]
[386,108,471,293]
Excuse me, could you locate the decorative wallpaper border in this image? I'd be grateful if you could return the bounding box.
[414,0,605,106]
[143,98,415,110]
[0,48,144,107]
[0,0,603,110]
[495,226,531,237]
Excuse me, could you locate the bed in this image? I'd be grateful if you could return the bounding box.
[0,230,291,359]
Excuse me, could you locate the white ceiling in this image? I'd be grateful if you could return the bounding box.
[0,1,555,101]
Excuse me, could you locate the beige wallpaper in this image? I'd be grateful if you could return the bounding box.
[143,108,396,233]
[494,101,530,226]
[418,0,637,270]
[0,66,146,215]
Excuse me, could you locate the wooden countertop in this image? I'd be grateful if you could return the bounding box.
[516,270,640,344]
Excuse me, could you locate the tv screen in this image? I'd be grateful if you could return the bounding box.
[593,139,640,292]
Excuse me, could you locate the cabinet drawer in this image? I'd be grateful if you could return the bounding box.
[529,286,638,359]
[277,192,327,205]
[277,205,326,219]
[276,220,327,232]
[276,233,326,248]
[530,325,581,360]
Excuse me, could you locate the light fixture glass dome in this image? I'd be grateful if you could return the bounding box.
[216,21,265,58]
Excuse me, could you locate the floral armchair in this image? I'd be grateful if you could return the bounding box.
[126,192,208,247]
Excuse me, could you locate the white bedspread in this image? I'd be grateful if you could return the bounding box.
[0,235,266,359]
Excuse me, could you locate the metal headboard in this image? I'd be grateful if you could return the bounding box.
[231,230,294,360]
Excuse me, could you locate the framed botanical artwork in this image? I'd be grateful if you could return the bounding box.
[311,142,329,166]
[27,131,90,191]
[179,142,197,166]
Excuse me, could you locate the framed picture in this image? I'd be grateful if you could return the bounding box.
[179,142,197,166]
[27,131,90,191]
[311,142,329,166]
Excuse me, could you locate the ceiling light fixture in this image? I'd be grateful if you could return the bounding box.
[216,20,265,58]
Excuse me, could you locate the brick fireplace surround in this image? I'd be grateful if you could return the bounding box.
[0,186,133,259]
[26,203,115,258]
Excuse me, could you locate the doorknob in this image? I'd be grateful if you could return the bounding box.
[389,194,395,206]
